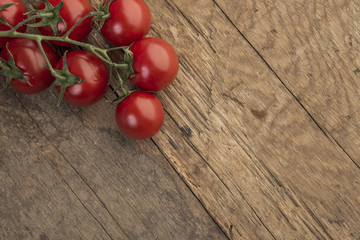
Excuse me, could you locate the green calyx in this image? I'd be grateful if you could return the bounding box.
[0,45,31,91]
[92,0,114,30]
[26,0,66,36]
[0,3,16,27]
[49,52,84,105]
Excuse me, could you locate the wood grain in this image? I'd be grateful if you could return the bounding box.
[0,87,227,239]
[214,0,360,167]
[1,0,360,239]
[142,0,360,239]
[0,0,228,235]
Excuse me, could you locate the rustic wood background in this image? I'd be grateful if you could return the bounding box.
[1,0,359,239]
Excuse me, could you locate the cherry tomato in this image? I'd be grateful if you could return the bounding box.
[115,92,164,140]
[129,37,178,92]
[101,0,151,46]
[0,0,27,48]
[55,51,109,106]
[0,38,58,94]
[36,0,93,46]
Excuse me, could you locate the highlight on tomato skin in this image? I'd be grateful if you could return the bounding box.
[36,0,93,46]
[129,37,179,92]
[0,0,28,48]
[115,92,164,140]
[0,0,178,141]
[55,50,109,107]
[0,38,58,94]
[101,0,151,47]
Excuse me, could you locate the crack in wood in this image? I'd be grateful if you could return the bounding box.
[159,108,278,239]
[210,0,359,171]
[11,93,130,240]
[299,199,335,240]
[150,138,231,240]
[163,0,217,54]
[81,118,158,240]
[62,179,115,240]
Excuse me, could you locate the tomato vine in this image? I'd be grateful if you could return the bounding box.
[0,1,131,97]
[0,0,179,139]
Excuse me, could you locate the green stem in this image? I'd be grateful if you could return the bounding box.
[88,47,128,68]
[35,39,57,76]
[115,70,128,96]
[10,15,38,32]
[0,7,134,101]
[107,46,129,52]
[102,52,128,96]
[62,11,103,38]
[0,8,130,70]
[2,30,129,68]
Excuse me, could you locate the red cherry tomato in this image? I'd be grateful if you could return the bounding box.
[115,92,164,140]
[55,51,109,106]
[0,0,27,48]
[129,37,178,92]
[101,0,151,46]
[0,38,58,94]
[36,0,93,46]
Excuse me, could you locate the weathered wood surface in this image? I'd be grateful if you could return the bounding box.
[0,2,228,240]
[215,0,360,167]
[146,0,360,239]
[0,85,227,239]
[1,0,359,240]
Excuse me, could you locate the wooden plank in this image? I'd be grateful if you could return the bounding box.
[0,91,127,239]
[0,1,227,240]
[1,0,359,239]
[213,0,360,167]
[137,0,360,239]
[0,69,226,238]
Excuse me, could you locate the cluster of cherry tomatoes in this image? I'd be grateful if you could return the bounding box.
[0,0,179,140]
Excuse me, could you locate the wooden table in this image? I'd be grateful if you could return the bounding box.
[1,0,359,239]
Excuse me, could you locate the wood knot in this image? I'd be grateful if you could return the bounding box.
[229,224,234,239]
[345,34,354,47]
[180,125,192,137]
[168,138,178,149]
[39,233,49,240]
[250,109,268,121]
[0,158,4,169]
[353,68,360,76]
